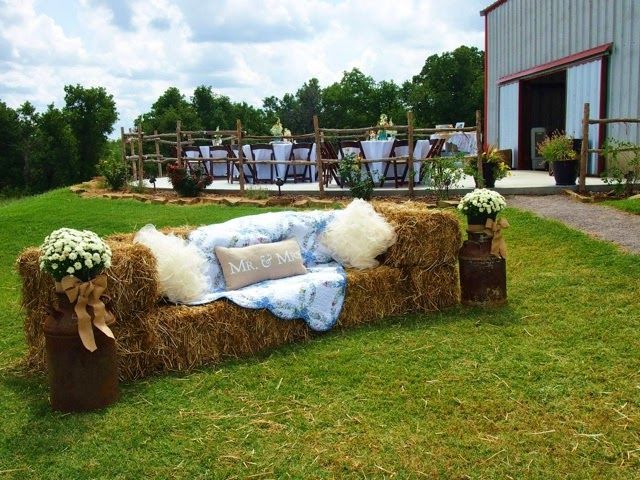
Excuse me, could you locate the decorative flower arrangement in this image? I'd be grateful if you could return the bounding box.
[377,114,391,140]
[537,131,577,163]
[270,118,284,138]
[464,146,511,183]
[457,188,507,218]
[39,228,112,282]
[167,162,213,197]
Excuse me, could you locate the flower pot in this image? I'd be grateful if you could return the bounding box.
[44,292,119,412]
[466,211,497,228]
[552,160,578,186]
[482,162,496,188]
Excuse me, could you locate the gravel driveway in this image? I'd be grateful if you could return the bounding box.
[507,195,640,255]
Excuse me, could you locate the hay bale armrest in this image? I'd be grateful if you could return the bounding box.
[18,203,462,380]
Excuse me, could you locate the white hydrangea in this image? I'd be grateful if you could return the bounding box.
[39,227,112,282]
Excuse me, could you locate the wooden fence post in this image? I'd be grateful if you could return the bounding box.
[476,109,484,188]
[136,127,144,184]
[313,115,325,195]
[236,119,245,192]
[579,103,590,193]
[128,128,137,180]
[407,111,415,197]
[154,129,162,177]
[176,120,182,167]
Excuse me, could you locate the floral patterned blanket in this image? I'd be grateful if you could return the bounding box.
[185,210,346,331]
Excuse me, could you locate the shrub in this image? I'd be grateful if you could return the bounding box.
[98,154,129,190]
[337,152,375,200]
[422,155,464,199]
[167,162,213,197]
[601,139,640,196]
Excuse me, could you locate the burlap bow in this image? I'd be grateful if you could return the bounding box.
[485,217,510,258]
[55,274,115,352]
[467,217,510,258]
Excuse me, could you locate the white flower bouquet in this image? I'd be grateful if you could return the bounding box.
[39,228,112,282]
[457,188,507,218]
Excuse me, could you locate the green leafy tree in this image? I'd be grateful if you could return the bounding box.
[322,68,378,128]
[30,105,80,192]
[0,101,22,193]
[63,85,118,181]
[191,85,236,130]
[137,86,200,133]
[16,101,39,190]
[407,45,484,127]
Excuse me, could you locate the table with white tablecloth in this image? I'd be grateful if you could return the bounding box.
[357,140,395,183]
[199,146,231,178]
[241,143,293,181]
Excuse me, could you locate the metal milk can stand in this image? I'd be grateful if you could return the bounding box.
[44,292,119,412]
[459,226,507,307]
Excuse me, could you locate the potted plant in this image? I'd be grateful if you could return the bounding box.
[457,188,507,226]
[39,228,119,411]
[464,146,510,188]
[537,131,578,186]
[167,162,213,197]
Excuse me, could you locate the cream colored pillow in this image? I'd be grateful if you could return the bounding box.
[320,199,397,269]
[215,238,308,290]
[134,224,208,303]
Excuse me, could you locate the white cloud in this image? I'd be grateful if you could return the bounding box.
[0,0,486,133]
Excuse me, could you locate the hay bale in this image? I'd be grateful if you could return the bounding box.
[106,225,194,244]
[408,264,460,312]
[339,265,410,328]
[375,202,462,269]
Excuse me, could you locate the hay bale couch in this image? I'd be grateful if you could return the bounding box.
[18,202,462,380]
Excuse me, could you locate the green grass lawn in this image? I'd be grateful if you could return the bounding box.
[602,197,640,215]
[1,189,639,479]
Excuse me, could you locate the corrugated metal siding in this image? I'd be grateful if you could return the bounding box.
[566,60,601,174]
[498,82,519,166]
[486,0,640,150]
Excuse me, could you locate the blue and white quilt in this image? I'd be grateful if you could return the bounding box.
[185,210,346,331]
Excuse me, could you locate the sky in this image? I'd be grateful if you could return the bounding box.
[0,0,487,134]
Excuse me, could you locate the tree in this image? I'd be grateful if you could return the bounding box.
[0,101,22,192]
[191,85,236,130]
[63,85,118,181]
[30,105,79,192]
[16,102,39,189]
[407,46,484,127]
[137,86,200,133]
[322,68,378,128]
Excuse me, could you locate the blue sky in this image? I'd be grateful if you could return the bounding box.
[0,0,487,132]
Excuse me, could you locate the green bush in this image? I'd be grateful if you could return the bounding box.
[337,152,375,200]
[98,154,129,190]
[601,139,640,197]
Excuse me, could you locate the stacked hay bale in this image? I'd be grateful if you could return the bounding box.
[17,203,462,380]
[374,202,462,312]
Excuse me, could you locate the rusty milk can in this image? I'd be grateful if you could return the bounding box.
[459,229,507,307]
[44,293,119,412]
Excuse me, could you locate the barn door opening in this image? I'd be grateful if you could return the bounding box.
[518,71,567,170]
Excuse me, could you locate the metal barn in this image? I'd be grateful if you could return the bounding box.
[481,0,640,174]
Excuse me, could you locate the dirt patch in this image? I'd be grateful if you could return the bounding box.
[72,178,445,209]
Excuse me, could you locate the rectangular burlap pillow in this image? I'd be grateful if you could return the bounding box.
[215,238,308,290]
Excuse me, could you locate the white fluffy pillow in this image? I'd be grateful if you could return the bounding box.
[321,199,397,269]
[134,224,208,303]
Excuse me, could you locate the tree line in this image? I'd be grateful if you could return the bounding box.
[0,46,482,196]
[0,85,117,195]
[137,46,483,135]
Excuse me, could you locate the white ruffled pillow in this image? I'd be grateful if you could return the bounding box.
[320,199,397,269]
[134,224,208,303]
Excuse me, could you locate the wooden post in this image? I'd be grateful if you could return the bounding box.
[313,115,325,194]
[236,119,245,192]
[579,103,590,193]
[176,120,182,167]
[127,128,137,180]
[119,126,128,174]
[136,127,144,184]
[154,129,162,177]
[407,111,415,197]
[476,110,484,188]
